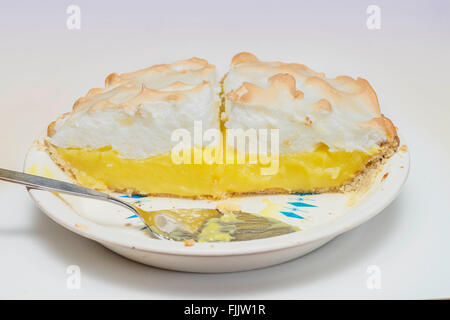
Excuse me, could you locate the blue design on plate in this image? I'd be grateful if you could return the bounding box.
[280,211,304,219]
[287,201,316,208]
[120,195,149,221]
[120,195,147,204]
[281,193,317,219]
[120,195,146,199]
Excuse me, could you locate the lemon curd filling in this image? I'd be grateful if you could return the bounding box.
[55,143,377,198]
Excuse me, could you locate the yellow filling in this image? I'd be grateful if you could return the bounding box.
[55,143,376,198]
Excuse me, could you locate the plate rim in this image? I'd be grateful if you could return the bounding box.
[24,134,410,257]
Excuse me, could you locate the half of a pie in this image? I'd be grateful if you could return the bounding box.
[46,52,399,199]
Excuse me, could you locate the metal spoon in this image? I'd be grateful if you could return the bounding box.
[0,168,298,241]
[0,168,207,240]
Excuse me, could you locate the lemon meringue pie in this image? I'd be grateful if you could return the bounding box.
[46,53,399,199]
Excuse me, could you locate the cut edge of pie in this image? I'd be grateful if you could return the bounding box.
[44,53,399,200]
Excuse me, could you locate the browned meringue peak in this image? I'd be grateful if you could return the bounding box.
[226,73,304,105]
[47,58,220,152]
[72,81,212,114]
[48,57,220,125]
[105,57,217,89]
[69,57,218,112]
[224,52,396,140]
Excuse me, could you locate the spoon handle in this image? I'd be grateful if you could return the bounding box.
[0,167,166,239]
[0,167,110,201]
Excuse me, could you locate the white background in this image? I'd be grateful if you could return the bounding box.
[0,0,449,299]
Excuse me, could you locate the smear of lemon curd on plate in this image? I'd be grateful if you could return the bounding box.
[137,207,300,242]
[55,143,376,198]
[197,210,300,242]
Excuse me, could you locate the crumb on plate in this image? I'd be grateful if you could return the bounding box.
[74,223,89,230]
[184,239,196,247]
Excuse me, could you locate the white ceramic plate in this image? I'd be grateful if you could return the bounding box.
[24,135,409,273]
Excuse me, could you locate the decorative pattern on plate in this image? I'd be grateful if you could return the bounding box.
[24,142,360,239]
[23,136,409,272]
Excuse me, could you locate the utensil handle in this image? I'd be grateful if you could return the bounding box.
[0,167,110,201]
[0,167,162,239]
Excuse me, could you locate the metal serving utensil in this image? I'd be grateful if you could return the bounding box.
[0,168,298,241]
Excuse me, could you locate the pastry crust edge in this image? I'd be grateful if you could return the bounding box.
[44,135,399,200]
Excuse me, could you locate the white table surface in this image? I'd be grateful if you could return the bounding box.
[0,0,449,299]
